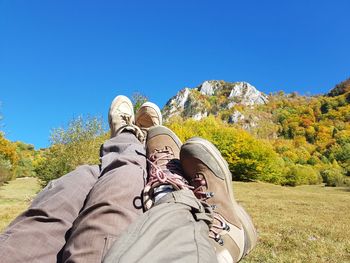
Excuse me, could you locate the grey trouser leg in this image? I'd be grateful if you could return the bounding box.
[0,165,99,263]
[62,132,147,263]
[103,189,218,263]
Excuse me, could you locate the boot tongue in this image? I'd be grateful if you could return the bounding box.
[152,147,175,171]
[150,147,186,181]
[165,158,183,177]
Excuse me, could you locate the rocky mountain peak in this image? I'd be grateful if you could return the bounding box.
[228,82,268,107]
[198,80,222,96]
[164,87,191,117]
[163,80,268,121]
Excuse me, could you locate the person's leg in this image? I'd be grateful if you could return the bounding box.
[103,189,218,263]
[104,125,218,263]
[61,132,147,262]
[105,126,257,263]
[0,164,99,263]
[61,96,163,262]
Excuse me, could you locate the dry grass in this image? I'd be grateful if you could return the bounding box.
[0,178,349,262]
[235,182,350,263]
[0,177,41,231]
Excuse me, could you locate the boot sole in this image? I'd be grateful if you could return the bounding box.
[108,95,134,124]
[136,101,163,126]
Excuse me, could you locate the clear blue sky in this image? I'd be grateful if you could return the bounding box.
[0,0,349,149]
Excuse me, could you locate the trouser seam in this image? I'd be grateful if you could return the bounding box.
[193,221,200,263]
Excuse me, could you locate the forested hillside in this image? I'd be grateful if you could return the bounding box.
[165,78,350,186]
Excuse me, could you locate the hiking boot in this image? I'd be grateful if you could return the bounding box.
[135,102,162,131]
[180,137,257,263]
[143,125,189,210]
[108,95,144,141]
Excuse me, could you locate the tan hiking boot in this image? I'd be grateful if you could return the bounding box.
[135,101,162,130]
[143,125,189,210]
[108,95,144,141]
[180,137,257,263]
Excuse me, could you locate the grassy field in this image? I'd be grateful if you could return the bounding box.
[0,178,349,262]
[0,177,41,230]
[235,182,350,263]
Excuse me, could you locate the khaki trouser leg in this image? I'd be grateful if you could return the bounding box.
[0,165,99,263]
[62,132,146,263]
[104,189,218,263]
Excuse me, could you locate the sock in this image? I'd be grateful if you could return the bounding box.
[154,185,174,204]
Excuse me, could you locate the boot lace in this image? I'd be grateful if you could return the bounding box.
[143,147,191,210]
[115,113,145,142]
[209,214,231,246]
[121,112,132,125]
[190,174,228,246]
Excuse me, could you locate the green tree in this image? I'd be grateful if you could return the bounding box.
[35,116,107,186]
[132,92,148,112]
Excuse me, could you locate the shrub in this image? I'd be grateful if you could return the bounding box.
[35,116,107,187]
[320,168,349,187]
[0,133,18,183]
[284,164,322,186]
[14,142,36,178]
[0,159,12,185]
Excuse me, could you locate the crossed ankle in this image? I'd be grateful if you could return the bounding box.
[114,124,145,142]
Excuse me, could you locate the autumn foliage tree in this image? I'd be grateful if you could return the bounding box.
[0,133,19,184]
[166,116,286,184]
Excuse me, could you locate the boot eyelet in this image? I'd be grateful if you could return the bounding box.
[217,238,224,246]
[206,192,214,198]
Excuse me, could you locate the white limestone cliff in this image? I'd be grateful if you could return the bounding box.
[163,80,268,121]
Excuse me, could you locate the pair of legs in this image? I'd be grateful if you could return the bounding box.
[104,125,257,263]
[0,96,257,263]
